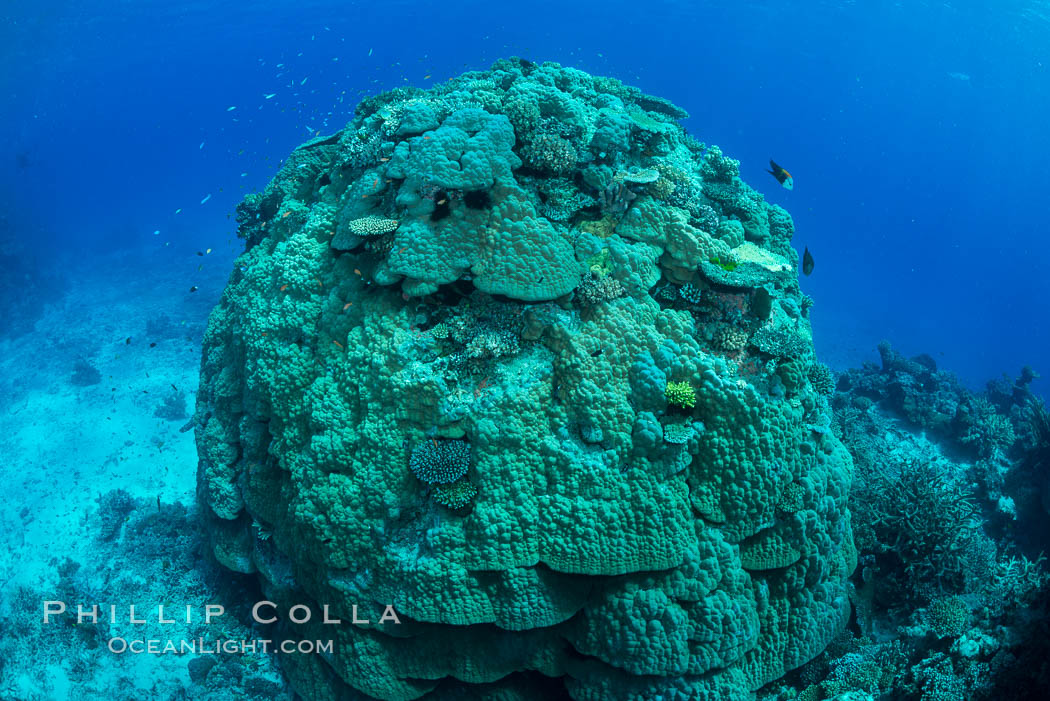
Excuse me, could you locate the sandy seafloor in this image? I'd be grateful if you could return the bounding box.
[0,251,207,546]
[0,245,291,699]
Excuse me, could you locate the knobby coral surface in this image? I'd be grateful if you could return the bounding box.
[195,58,855,700]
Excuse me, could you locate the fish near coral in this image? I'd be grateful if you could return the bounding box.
[767,159,794,190]
[802,247,814,276]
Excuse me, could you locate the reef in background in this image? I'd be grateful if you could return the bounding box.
[0,218,59,339]
[194,58,855,699]
[759,343,1050,701]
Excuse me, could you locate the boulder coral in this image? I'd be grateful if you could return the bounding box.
[195,58,855,700]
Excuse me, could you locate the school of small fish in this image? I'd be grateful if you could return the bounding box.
[149,38,698,339]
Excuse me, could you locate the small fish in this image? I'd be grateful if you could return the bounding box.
[189,286,198,292]
[206,248,212,254]
[280,284,289,291]
[766,159,793,190]
[125,337,131,345]
[150,342,157,348]
[802,247,815,276]
[200,194,212,204]
[332,340,344,349]
[153,230,160,236]
[342,302,353,310]
[171,384,177,391]
[354,268,362,276]
[199,141,205,150]
[368,48,373,56]
[264,93,276,99]
[281,211,292,219]
[437,199,447,205]
[379,157,390,162]
[227,106,237,112]
[175,208,182,214]
[424,74,431,79]
[591,347,605,357]
[196,251,204,257]
[300,77,309,86]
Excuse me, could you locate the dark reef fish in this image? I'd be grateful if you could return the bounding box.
[767,159,794,190]
[802,247,814,276]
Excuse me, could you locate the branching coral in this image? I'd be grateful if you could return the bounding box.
[926,596,970,638]
[522,133,577,173]
[71,358,101,386]
[808,362,836,397]
[576,274,624,306]
[664,380,696,409]
[409,440,471,484]
[868,459,979,593]
[1022,398,1050,473]
[434,478,478,510]
[154,387,189,421]
[960,396,1016,457]
[345,215,399,237]
[713,326,749,352]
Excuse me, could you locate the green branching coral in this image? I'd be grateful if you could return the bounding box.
[708,256,738,272]
[664,381,696,409]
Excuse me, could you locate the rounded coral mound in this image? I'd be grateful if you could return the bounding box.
[195,58,855,700]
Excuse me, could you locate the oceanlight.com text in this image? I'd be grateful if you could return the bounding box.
[107,637,334,655]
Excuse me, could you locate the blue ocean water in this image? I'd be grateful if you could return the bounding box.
[3,0,1047,397]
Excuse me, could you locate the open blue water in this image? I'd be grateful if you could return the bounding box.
[4,0,1046,396]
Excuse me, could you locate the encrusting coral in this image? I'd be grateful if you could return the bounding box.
[195,58,855,700]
